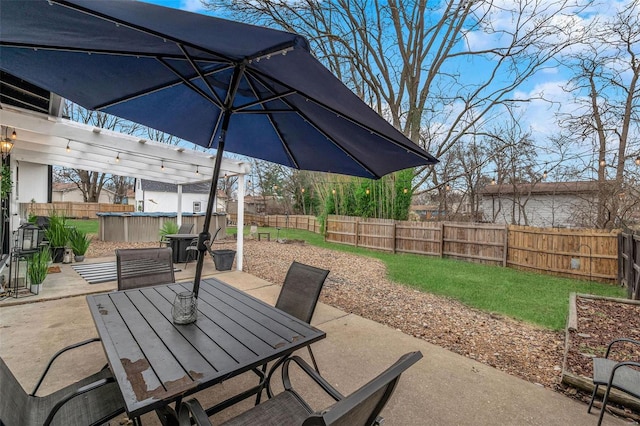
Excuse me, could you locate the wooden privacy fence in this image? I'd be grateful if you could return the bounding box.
[20,202,133,219]
[619,231,640,299]
[326,215,508,265]
[325,216,620,283]
[508,226,619,282]
[228,213,621,283]
[227,213,321,233]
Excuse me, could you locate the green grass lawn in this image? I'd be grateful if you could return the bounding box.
[67,219,99,234]
[231,226,625,330]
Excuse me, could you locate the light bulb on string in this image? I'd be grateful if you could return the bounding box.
[115,153,120,162]
[195,165,199,175]
[599,159,606,167]
[542,170,547,179]
[66,141,71,153]
[161,161,165,171]
[636,156,640,166]
[11,129,17,140]
[491,177,496,185]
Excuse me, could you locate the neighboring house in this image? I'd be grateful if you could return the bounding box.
[479,181,603,228]
[135,179,227,213]
[227,195,276,215]
[52,182,114,203]
[409,204,447,221]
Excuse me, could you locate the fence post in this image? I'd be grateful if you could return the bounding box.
[503,225,509,267]
[392,223,397,254]
[439,222,444,257]
[354,219,359,247]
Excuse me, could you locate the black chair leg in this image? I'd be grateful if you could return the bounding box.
[587,383,599,413]
[598,385,612,426]
[308,346,320,374]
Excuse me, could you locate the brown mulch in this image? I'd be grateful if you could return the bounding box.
[564,296,640,408]
[86,236,638,397]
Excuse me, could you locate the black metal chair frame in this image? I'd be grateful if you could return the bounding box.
[588,338,640,426]
[115,247,175,291]
[275,261,329,371]
[177,351,423,426]
[0,338,126,426]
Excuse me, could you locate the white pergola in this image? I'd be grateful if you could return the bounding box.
[0,106,249,270]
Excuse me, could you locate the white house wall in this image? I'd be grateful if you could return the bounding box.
[52,188,112,203]
[139,190,225,213]
[481,193,597,228]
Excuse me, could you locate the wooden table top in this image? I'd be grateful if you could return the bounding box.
[86,278,325,417]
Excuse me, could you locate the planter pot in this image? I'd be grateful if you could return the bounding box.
[30,283,42,295]
[212,249,236,271]
[51,247,65,263]
[74,255,85,262]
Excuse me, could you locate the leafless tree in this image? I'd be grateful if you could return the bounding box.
[203,0,589,196]
[559,1,640,228]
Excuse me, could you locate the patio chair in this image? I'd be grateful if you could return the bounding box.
[588,338,640,425]
[186,227,223,269]
[178,223,194,234]
[275,261,330,373]
[0,338,126,426]
[177,351,423,426]
[116,247,175,290]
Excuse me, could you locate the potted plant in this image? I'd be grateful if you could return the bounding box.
[45,213,70,263]
[159,221,179,246]
[28,248,50,294]
[69,228,91,262]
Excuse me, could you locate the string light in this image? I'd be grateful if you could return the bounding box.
[445,184,451,191]
[301,188,305,193]
[11,129,17,140]
[332,189,336,194]
[115,153,120,162]
[599,159,606,167]
[161,161,165,170]
[542,170,547,179]
[491,177,496,185]
[403,188,408,194]
[636,156,640,166]
[195,165,199,175]
[66,141,71,153]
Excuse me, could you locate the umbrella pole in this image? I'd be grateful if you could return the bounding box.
[192,138,225,297]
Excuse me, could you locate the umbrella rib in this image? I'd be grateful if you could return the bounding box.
[243,72,300,169]
[232,91,296,112]
[0,41,223,63]
[92,57,222,110]
[51,0,237,64]
[245,68,380,178]
[177,44,225,107]
[247,66,434,162]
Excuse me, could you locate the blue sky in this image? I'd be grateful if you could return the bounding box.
[142,0,635,178]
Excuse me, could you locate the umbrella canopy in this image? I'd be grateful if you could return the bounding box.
[0,0,438,296]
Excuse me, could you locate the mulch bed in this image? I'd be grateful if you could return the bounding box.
[562,294,640,418]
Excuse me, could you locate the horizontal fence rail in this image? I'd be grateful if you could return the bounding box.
[229,213,622,284]
[20,202,133,219]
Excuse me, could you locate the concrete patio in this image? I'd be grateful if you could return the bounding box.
[0,257,629,425]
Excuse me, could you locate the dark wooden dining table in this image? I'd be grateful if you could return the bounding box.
[86,278,326,419]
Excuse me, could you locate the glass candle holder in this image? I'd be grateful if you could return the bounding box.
[172,291,197,324]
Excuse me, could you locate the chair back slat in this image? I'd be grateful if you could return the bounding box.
[178,223,194,234]
[116,247,175,290]
[276,261,329,324]
[304,352,423,426]
[0,358,31,425]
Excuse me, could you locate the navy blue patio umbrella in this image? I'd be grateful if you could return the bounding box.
[0,0,438,296]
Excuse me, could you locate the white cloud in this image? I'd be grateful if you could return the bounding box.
[180,0,205,12]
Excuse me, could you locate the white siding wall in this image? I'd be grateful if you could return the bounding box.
[14,161,48,203]
[52,188,112,203]
[137,189,225,213]
[481,193,596,227]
